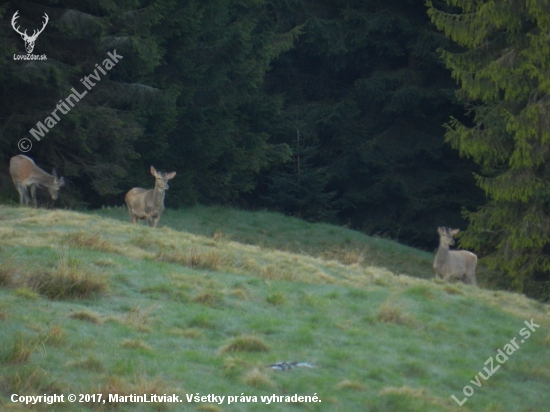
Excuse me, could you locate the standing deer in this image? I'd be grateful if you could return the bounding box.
[434,227,478,286]
[125,166,176,228]
[9,155,65,207]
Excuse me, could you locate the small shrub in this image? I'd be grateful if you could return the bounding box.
[219,335,270,354]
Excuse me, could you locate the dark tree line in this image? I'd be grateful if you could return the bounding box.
[17,1,550,294]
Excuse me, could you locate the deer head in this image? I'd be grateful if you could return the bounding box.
[11,11,49,54]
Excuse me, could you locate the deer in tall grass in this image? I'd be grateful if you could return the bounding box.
[9,155,65,207]
[434,227,478,286]
[125,166,176,228]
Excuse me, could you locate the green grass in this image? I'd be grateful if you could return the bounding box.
[0,205,548,411]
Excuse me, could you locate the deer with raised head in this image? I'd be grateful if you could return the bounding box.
[125,166,176,228]
[11,11,49,54]
[9,155,65,207]
[434,227,478,286]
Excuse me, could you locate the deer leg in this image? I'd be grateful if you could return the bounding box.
[15,182,25,205]
[30,184,38,208]
[21,184,31,206]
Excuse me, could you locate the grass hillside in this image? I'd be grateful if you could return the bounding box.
[0,205,549,412]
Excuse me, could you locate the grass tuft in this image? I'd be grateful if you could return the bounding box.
[336,380,368,391]
[31,263,109,300]
[192,290,224,306]
[197,405,224,412]
[120,339,152,351]
[65,231,118,253]
[69,310,103,324]
[66,356,104,372]
[0,259,18,287]
[443,285,463,295]
[92,375,170,408]
[14,286,40,300]
[212,229,229,241]
[242,367,274,388]
[0,365,61,394]
[322,247,367,265]
[219,335,270,354]
[376,301,412,325]
[40,325,66,347]
[266,292,286,306]
[0,334,36,365]
[156,248,225,271]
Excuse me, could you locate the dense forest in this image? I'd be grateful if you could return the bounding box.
[1,0,549,299]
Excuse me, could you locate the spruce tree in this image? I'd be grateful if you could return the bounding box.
[428,0,550,294]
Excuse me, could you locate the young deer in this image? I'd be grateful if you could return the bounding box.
[9,155,65,207]
[125,166,176,228]
[433,227,478,286]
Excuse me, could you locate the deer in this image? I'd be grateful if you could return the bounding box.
[125,166,176,228]
[433,227,478,287]
[11,11,49,54]
[9,155,65,207]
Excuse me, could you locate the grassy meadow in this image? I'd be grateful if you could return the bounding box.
[0,205,549,411]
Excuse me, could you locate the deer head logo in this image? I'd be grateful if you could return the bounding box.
[11,11,49,54]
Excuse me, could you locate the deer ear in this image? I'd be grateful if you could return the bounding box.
[59,177,65,186]
[150,166,158,176]
[166,171,176,180]
[451,229,460,235]
[52,169,58,179]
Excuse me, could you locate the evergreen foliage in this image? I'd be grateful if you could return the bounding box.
[428,0,550,294]
[253,0,483,247]
[0,0,485,254]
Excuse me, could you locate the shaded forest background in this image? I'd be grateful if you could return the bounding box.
[14,1,550,294]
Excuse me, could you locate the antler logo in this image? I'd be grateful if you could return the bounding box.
[11,10,49,54]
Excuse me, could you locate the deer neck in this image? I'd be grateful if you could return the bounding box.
[435,243,451,265]
[151,183,166,206]
[30,167,55,188]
